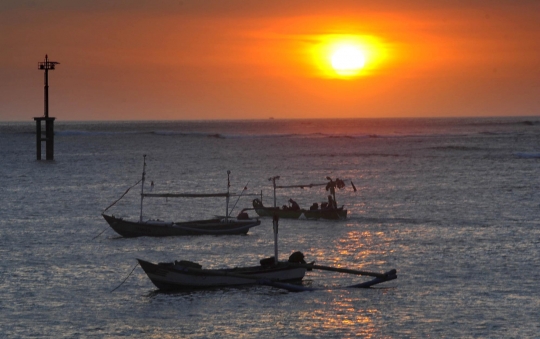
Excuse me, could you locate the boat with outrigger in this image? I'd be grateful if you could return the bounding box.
[102,155,261,237]
[250,176,354,220]
[137,215,397,292]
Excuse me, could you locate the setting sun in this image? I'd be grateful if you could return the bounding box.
[330,44,366,76]
[310,34,389,79]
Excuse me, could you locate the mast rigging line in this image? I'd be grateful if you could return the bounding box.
[102,178,143,214]
[275,183,327,189]
[228,181,249,217]
[111,263,139,293]
[274,179,357,192]
[142,192,260,198]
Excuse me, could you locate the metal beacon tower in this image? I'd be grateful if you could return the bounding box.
[34,54,60,160]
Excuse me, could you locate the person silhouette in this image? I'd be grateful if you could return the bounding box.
[289,198,300,210]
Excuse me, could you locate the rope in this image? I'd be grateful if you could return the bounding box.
[102,179,142,214]
[111,262,139,292]
[228,181,249,216]
[92,228,107,240]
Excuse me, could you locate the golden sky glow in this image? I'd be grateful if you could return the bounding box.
[0,1,539,120]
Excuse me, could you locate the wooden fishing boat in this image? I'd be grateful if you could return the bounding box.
[137,257,397,292]
[252,198,347,220]
[136,216,397,292]
[137,254,309,291]
[103,214,260,237]
[102,155,261,237]
[251,176,353,220]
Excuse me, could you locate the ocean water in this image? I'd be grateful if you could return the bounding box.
[1,117,539,338]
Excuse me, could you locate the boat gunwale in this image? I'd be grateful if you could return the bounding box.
[102,214,261,237]
[137,259,308,290]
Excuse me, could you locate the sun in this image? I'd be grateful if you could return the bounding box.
[310,34,388,79]
[330,44,366,76]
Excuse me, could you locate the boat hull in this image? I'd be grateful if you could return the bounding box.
[137,259,307,290]
[252,200,347,220]
[103,214,261,237]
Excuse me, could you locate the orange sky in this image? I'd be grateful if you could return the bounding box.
[1,0,539,121]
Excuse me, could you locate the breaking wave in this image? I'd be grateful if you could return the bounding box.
[49,130,434,140]
[514,152,540,159]
[55,130,139,136]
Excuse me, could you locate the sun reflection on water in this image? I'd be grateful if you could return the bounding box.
[286,227,394,337]
[333,229,392,266]
[295,297,381,338]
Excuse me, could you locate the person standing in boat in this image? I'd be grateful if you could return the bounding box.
[327,195,337,209]
[289,198,300,211]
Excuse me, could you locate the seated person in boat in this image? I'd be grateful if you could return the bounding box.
[309,202,319,210]
[288,198,300,211]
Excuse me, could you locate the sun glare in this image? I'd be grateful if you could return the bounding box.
[330,44,366,76]
[311,34,388,79]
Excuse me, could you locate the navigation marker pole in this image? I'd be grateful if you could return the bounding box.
[225,170,231,222]
[34,54,60,160]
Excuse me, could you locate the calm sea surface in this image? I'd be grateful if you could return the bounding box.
[1,118,539,338]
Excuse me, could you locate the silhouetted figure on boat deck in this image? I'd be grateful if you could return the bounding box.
[309,202,319,211]
[289,198,300,211]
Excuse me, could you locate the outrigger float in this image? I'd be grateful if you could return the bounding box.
[137,215,397,292]
[102,155,261,237]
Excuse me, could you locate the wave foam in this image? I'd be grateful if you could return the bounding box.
[514,152,540,159]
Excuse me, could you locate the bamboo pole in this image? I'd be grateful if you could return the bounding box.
[288,263,396,279]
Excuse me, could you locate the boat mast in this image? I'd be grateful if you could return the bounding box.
[326,177,344,209]
[273,214,279,264]
[269,176,280,208]
[330,183,337,208]
[225,170,230,222]
[139,155,147,222]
